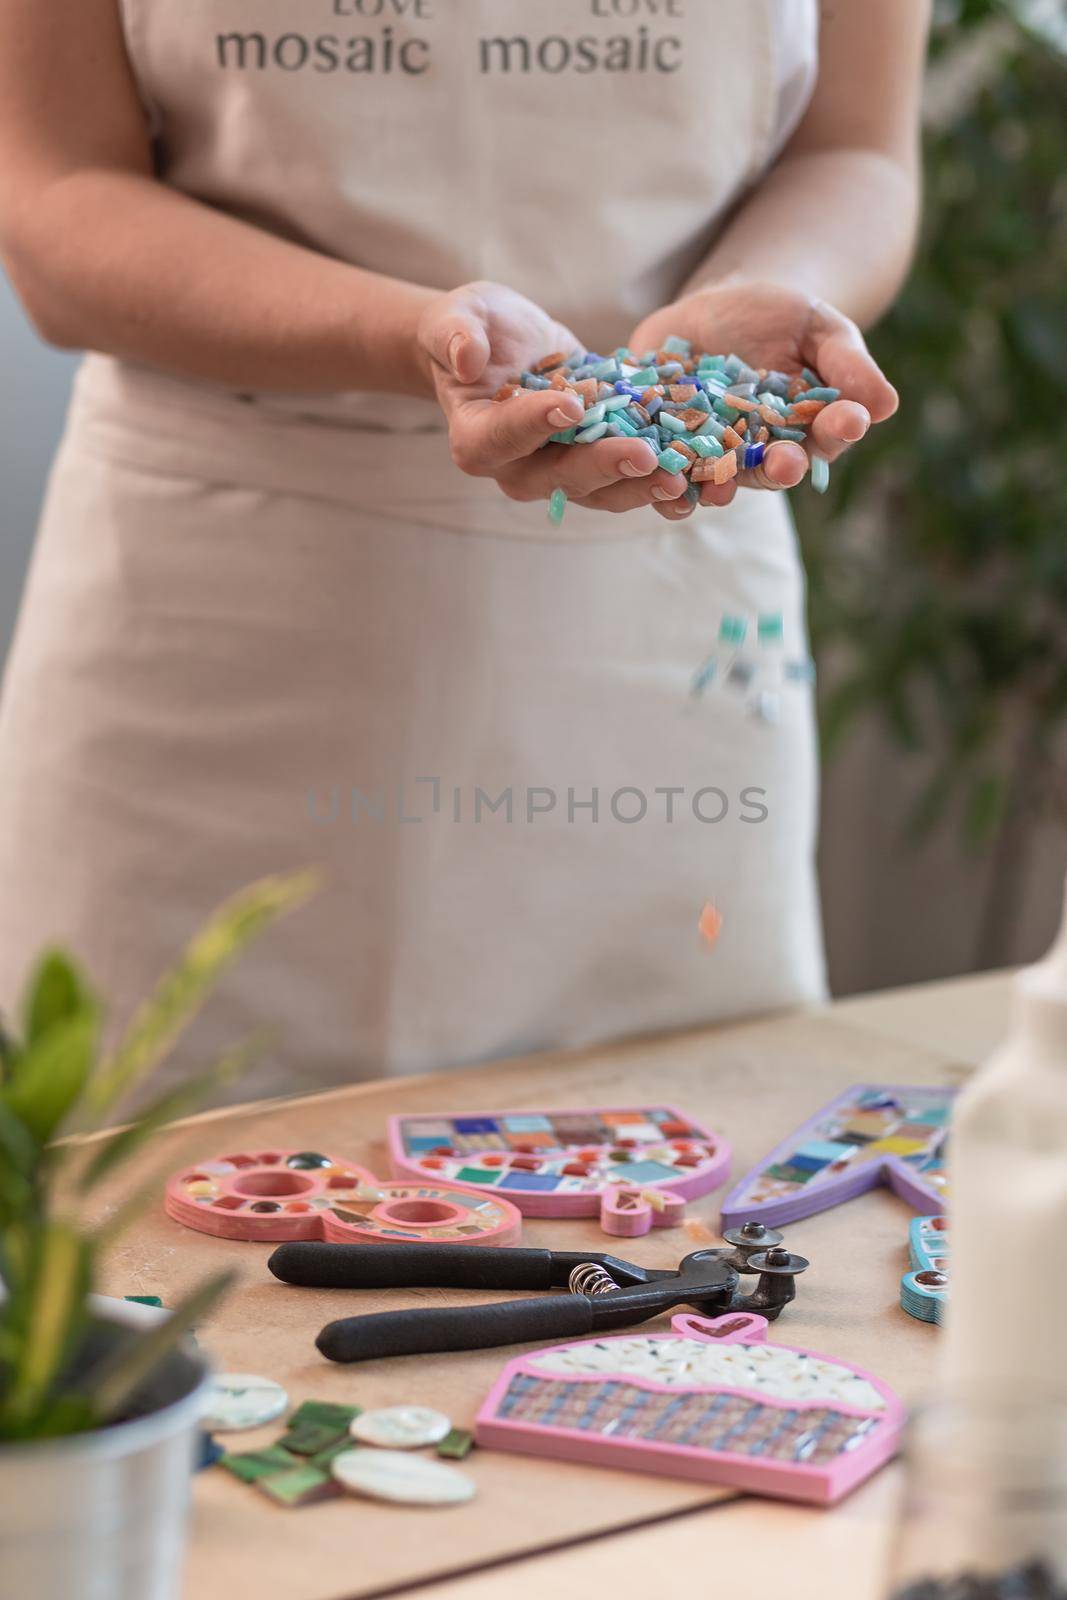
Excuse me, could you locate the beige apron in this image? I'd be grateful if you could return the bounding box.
[0,0,825,1098]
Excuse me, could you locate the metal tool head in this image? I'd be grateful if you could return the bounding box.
[746,1247,809,1276]
[718,1221,789,1275]
[673,1248,745,1288]
[721,1221,785,1251]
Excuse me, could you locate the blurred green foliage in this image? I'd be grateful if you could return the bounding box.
[797,0,1067,851]
[0,873,315,1441]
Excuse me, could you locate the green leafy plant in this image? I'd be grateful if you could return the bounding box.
[795,0,1067,962]
[0,872,316,1441]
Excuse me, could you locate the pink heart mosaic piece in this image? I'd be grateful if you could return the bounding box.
[599,1184,686,1237]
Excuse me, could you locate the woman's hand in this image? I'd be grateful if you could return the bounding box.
[629,280,899,517]
[419,283,690,513]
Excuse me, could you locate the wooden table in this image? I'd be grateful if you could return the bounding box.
[94,971,1011,1600]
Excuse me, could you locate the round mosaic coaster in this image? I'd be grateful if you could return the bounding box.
[350,1407,453,1450]
[332,1448,475,1507]
[203,1374,289,1432]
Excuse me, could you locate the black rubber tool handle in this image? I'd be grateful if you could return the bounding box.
[316,1293,595,1363]
[269,1242,561,1291]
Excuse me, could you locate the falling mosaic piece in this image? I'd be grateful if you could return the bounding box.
[690,603,815,711]
[752,689,782,724]
[785,658,816,684]
[719,614,748,646]
[165,1148,522,1245]
[726,659,756,690]
[476,1311,903,1506]
[387,1105,731,1219]
[720,1084,954,1229]
[690,656,717,698]
[900,1215,949,1326]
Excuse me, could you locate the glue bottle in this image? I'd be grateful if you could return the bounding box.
[943,873,1067,1401]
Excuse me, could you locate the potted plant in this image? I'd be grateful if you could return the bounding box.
[0,871,315,1600]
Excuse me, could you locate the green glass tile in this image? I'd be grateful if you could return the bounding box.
[688,434,723,459]
[280,1421,349,1456]
[286,1400,360,1432]
[308,1438,358,1471]
[220,1444,297,1483]
[766,1162,815,1185]
[437,1428,474,1460]
[255,1464,340,1507]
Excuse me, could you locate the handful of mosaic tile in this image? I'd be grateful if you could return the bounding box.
[494,336,838,524]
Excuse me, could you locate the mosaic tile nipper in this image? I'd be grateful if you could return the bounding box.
[268,1226,809,1364]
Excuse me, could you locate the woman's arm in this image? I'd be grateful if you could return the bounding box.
[687,0,931,327]
[629,0,929,515]
[0,0,437,394]
[0,0,662,506]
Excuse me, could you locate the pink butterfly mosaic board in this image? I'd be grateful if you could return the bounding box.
[476,1311,903,1506]
[387,1105,731,1218]
[164,1148,522,1245]
[720,1084,953,1229]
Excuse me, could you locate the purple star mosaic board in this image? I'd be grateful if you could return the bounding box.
[388,1105,731,1218]
[719,1084,954,1230]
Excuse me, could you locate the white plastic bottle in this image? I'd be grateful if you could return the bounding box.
[943,877,1067,1400]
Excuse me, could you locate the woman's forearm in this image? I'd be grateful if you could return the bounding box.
[684,0,929,330]
[684,145,921,330]
[3,167,439,395]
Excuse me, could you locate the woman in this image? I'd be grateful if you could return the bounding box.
[0,0,928,1097]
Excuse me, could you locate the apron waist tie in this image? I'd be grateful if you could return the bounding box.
[67,355,661,545]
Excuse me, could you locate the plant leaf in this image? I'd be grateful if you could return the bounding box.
[1,1012,98,1147]
[0,1105,41,1231]
[90,871,317,1116]
[89,1271,234,1427]
[77,1035,266,1194]
[0,1221,90,1432]
[22,951,93,1048]
[12,1393,97,1441]
[0,1220,35,1309]
[0,1014,19,1087]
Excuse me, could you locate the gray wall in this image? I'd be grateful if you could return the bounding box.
[0,271,77,660]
